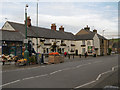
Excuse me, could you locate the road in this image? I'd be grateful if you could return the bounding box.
[1,54,118,88]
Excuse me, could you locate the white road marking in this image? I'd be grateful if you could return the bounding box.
[96,74,102,81]
[76,65,82,68]
[62,68,71,71]
[22,74,48,80]
[93,61,102,64]
[41,66,46,67]
[75,80,96,88]
[50,70,62,75]
[74,65,118,89]
[58,70,62,72]
[34,74,48,78]
[22,76,35,80]
[75,63,92,69]
[0,80,20,87]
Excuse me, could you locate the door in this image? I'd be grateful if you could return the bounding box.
[82,48,85,55]
[75,50,78,55]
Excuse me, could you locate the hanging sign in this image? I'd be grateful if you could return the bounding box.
[24,39,28,44]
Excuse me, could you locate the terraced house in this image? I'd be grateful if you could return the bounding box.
[0,17,108,56]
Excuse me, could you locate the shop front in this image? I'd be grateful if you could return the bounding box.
[2,41,23,56]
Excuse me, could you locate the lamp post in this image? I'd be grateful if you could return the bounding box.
[36,0,39,53]
[24,4,29,65]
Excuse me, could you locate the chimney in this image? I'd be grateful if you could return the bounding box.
[51,23,56,31]
[59,26,64,32]
[84,25,90,31]
[25,16,31,27]
[93,29,97,33]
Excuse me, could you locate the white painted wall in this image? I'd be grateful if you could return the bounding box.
[27,36,100,55]
[31,38,76,54]
[2,22,15,31]
[93,34,100,55]
[75,41,82,54]
[75,40,93,55]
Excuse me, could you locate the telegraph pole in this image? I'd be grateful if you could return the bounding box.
[36,0,39,64]
[36,0,39,53]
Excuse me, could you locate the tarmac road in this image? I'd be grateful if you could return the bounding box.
[1,54,118,88]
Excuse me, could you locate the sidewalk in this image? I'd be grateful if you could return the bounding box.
[2,55,99,71]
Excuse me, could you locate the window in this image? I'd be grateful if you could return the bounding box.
[87,41,91,45]
[45,39,50,43]
[82,40,85,45]
[102,39,104,43]
[88,46,92,53]
[82,48,85,55]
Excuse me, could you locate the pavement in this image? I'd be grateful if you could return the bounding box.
[2,55,94,71]
[1,54,119,89]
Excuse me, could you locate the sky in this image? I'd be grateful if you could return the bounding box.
[0,0,119,39]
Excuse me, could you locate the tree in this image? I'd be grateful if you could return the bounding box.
[108,48,112,55]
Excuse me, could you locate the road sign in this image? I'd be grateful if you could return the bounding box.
[24,39,28,44]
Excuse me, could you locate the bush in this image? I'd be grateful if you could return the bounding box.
[29,55,36,63]
[108,48,112,55]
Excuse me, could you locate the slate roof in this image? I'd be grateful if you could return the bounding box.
[0,30,24,41]
[7,21,75,40]
[75,33,95,40]
[75,29,107,40]
[1,21,107,41]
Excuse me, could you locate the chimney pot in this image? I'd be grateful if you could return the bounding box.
[93,29,97,33]
[24,16,31,27]
[84,25,90,31]
[51,23,56,31]
[59,25,64,32]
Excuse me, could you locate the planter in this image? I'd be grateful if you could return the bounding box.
[48,55,64,64]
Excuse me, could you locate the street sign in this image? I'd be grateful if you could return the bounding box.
[24,39,28,44]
